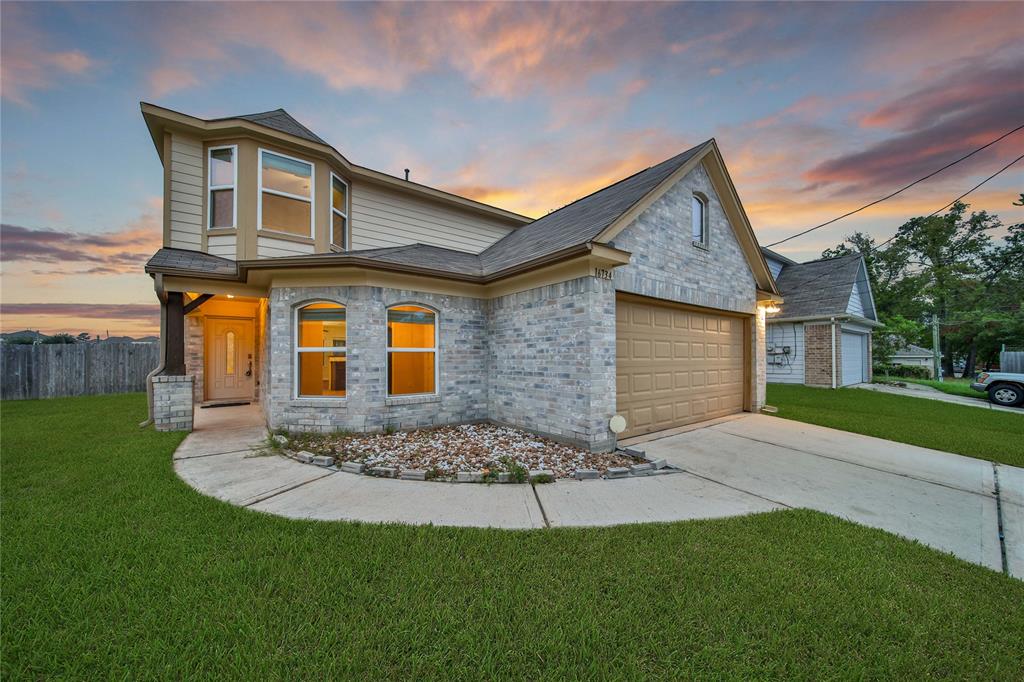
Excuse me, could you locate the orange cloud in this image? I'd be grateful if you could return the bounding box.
[1,5,95,105]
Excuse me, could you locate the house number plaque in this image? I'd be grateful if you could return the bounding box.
[594,268,613,280]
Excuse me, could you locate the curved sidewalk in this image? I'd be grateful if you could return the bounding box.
[172,405,781,529]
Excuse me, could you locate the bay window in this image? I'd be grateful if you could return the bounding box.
[260,149,314,237]
[208,145,236,229]
[295,302,346,398]
[387,305,437,396]
[331,173,349,250]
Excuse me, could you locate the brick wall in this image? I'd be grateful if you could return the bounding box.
[185,314,204,403]
[804,322,840,387]
[153,375,194,431]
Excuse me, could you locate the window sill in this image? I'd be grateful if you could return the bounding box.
[207,227,238,236]
[691,240,710,251]
[258,229,316,245]
[290,397,347,408]
[385,394,441,407]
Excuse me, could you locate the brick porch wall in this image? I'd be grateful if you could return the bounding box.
[185,314,204,403]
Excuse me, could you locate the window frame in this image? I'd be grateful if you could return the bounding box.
[385,303,439,398]
[258,147,316,239]
[207,144,238,231]
[691,192,709,249]
[293,301,346,400]
[329,172,349,251]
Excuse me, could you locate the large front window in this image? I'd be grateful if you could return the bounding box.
[387,305,437,396]
[295,302,345,397]
[260,149,314,237]
[208,145,236,229]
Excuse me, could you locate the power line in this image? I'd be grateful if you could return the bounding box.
[765,122,1024,247]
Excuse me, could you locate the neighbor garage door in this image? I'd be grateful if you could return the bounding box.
[616,295,748,439]
[841,331,867,386]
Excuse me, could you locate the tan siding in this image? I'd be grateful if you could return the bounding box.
[349,182,515,253]
[168,133,204,250]
[207,235,237,259]
[257,235,315,258]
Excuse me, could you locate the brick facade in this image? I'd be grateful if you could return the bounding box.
[804,322,840,387]
[185,315,204,403]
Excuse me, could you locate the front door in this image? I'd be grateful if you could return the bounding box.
[205,317,255,402]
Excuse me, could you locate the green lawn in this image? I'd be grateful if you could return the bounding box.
[767,384,1024,466]
[3,394,1023,679]
[874,374,982,398]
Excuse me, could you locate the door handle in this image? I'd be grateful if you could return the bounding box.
[245,360,253,377]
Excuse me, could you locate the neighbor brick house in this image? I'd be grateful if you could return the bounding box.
[761,247,880,387]
[141,103,781,449]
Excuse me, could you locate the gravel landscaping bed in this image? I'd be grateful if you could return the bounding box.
[279,423,637,480]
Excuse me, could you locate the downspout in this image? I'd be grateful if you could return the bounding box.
[830,316,837,389]
[139,274,168,427]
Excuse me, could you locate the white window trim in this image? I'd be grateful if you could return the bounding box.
[691,192,709,249]
[293,302,346,400]
[330,172,349,251]
[258,148,315,239]
[386,304,439,398]
[207,144,238,230]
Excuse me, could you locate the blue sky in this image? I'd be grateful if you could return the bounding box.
[2,1,1022,335]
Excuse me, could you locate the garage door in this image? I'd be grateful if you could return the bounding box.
[616,295,748,439]
[841,332,867,386]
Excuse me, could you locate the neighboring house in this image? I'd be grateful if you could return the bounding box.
[141,102,780,448]
[760,247,881,387]
[0,330,47,344]
[889,344,936,377]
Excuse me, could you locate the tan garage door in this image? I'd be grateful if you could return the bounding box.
[616,295,748,439]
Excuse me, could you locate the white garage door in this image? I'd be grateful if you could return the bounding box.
[841,332,867,386]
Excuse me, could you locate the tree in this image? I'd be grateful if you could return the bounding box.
[873,314,927,366]
[40,333,77,344]
[76,332,91,342]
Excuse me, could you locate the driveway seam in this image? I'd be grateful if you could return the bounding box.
[993,464,1009,575]
[530,483,551,528]
[174,448,262,461]
[677,471,793,510]
[713,427,996,500]
[242,471,337,508]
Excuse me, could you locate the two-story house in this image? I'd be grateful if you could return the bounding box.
[142,102,781,450]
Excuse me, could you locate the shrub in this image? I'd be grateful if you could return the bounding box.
[876,364,931,379]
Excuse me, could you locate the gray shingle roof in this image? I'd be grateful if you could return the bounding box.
[478,142,709,274]
[894,344,932,357]
[760,246,797,265]
[768,254,862,320]
[230,109,327,145]
[145,248,238,278]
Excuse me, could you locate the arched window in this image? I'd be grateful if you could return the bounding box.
[295,302,346,397]
[691,192,708,247]
[387,305,437,396]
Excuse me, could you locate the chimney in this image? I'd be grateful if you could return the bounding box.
[404,168,410,181]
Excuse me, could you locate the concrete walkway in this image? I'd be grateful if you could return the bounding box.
[173,407,1023,578]
[854,381,1021,413]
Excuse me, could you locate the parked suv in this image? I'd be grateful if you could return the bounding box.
[971,372,1024,407]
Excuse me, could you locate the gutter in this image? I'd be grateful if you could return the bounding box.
[766,313,883,328]
[139,274,168,427]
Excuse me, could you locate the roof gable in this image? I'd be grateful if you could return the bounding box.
[769,254,863,320]
[230,109,327,145]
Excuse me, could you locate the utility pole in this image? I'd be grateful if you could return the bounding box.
[931,313,942,382]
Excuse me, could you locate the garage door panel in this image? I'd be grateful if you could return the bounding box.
[617,296,747,438]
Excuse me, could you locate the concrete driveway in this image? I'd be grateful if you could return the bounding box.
[854,381,1021,413]
[637,414,1019,578]
[174,407,1022,578]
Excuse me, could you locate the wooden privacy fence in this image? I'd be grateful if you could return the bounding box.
[1,343,159,400]
[1001,350,1024,373]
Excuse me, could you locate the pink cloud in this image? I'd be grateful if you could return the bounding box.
[0,5,95,105]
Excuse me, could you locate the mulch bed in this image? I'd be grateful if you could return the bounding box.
[285,423,636,480]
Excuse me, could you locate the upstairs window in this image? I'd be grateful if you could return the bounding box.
[260,149,314,237]
[387,305,437,396]
[295,302,346,397]
[691,193,708,247]
[331,173,349,250]
[208,145,236,229]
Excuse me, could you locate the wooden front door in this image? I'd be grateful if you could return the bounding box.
[205,317,255,402]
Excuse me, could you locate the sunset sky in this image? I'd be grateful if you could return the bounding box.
[2,1,1022,337]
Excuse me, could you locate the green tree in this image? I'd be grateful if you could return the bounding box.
[40,333,77,344]
[873,314,927,366]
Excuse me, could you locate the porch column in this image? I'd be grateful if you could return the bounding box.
[153,291,193,431]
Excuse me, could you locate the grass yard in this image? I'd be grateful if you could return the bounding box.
[767,384,1024,467]
[874,374,982,398]
[3,394,1023,679]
